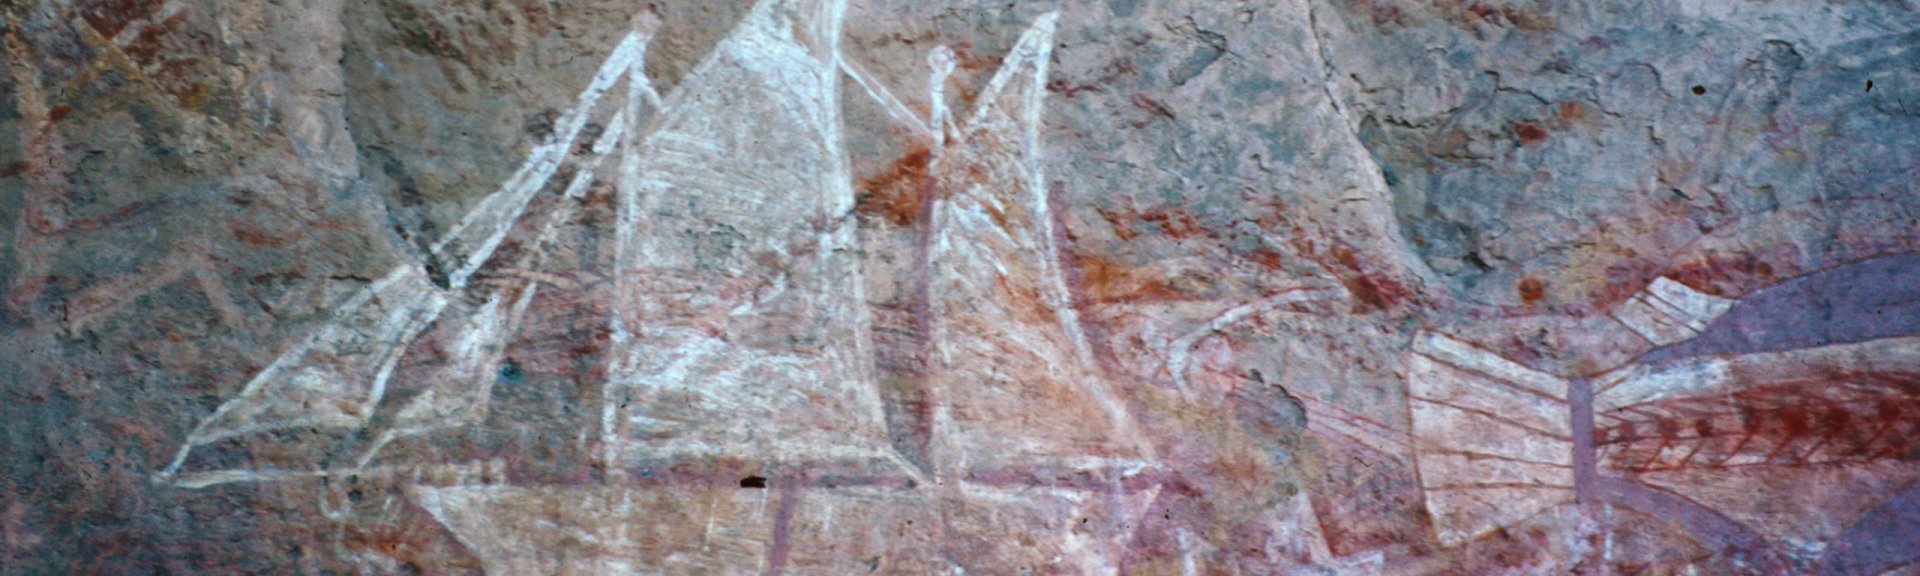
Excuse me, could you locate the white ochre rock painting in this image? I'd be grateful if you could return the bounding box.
[80,0,1920,573]
[1610,277,1736,346]
[152,2,1159,573]
[1389,275,1920,573]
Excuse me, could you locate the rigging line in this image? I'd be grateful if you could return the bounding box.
[839,55,934,141]
[440,30,651,288]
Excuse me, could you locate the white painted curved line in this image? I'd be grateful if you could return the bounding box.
[1165,284,1350,393]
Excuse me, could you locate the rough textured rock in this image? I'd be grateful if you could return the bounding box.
[3,0,1918,573]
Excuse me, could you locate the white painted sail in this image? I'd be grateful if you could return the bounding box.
[155,31,649,486]
[358,110,634,469]
[1609,276,1734,346]
[604,0,893,465]
[406,12,1175,575]
[164,266,446,460]
[1406,332,1575,546]
[923,13,1153,476]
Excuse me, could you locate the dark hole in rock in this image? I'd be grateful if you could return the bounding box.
[1691,85,1707,95]
[740,476,768,488]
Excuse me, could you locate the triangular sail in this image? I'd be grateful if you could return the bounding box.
[392,11,1179,575]
[353,294,513,466]
[165,266,447,457]
[923,13,1153,476]
[604,0,892,466]
[358,109,635,469]
[155,31,649,485]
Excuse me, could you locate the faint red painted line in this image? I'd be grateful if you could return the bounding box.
[1711,430,1759,468]
[1411,396,1574,441]
[1298,394,1413,458]
[1628,439,1672,474]
[1415,448,1572,468]
[60,250,199,333]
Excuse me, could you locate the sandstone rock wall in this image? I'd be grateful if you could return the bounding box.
[3,0,1918,573]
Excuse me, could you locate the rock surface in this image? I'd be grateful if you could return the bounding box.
[3,0,1918,573]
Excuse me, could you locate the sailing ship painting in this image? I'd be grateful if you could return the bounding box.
[132,0,1920,573]
[150,1,1163,573]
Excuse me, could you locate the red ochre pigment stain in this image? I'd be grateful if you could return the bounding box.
[1513,121,1548,144]
[1518,277,1546,304]
[855,146,933,227]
